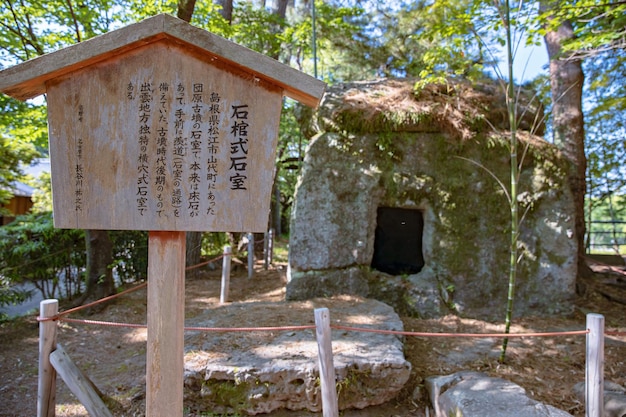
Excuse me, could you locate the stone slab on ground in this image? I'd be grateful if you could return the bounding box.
[183,296,411,415]
[425,371,573,417]
[574,380,626,417]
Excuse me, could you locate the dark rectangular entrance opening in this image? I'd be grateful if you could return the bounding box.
[371,207,424,275]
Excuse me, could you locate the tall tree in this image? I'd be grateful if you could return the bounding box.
[539,1,588,279]
[83,230,115,303]
[561,1,626,236]
[215,0,233,23]
[177,0,197,22]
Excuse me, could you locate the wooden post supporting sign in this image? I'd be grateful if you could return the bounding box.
[146,231,186,415]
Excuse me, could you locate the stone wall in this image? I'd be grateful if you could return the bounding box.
[287,79,577,319]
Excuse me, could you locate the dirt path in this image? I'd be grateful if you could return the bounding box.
[1,262,624,416]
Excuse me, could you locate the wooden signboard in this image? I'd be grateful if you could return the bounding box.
[0,13,325,233]
[48,42,282,232]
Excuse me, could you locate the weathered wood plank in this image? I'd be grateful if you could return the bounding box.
[146,231,186,416]
[0,14,325,107]
[49,344,113,417]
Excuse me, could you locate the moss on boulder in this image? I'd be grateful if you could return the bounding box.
[288,78,576,319]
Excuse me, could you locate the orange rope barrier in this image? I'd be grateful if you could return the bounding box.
[36,275,625,340]
[61,317,147,329]
[37,253,228,322]
[57,317,316,333]
[184,324,316,332]
[52,315,598,339]
[185,253,225,271]
[330,324,590,338]
[37,281,148,322]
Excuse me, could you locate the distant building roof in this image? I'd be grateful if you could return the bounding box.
[7,158,51,198]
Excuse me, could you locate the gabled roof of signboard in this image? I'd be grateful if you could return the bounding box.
[0,13,325,107]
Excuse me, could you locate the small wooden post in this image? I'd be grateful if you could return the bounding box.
[314,307,339,417]
[586,313,604,417]
[146,231,186,417]
[264,228,274,269]
[38,299,58,417]
[247,232,255,279]
[264,230,270,270]
[220,245,232,304]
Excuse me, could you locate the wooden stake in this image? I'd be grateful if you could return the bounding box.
[248,232,255,279]
[314,307,339,417]
[38,299,58,417]
[586,313,604,417]
[220,245,232,304]
[146,231,186,417]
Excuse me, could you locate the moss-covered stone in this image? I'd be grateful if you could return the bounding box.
[289,78,576,319]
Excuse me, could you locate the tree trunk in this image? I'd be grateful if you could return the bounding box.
[272,181,282,236]
[177,0,197,22]
[273,0,289,19]
[185,232,203,278]
[215,0,233,23]
[83,230,115,304]
[541,4,590,282]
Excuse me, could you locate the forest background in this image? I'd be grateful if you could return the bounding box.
[0,0,625,315]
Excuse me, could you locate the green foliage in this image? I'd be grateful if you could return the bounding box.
[586,194,626,254]
[0,95,47,153]
[0,137,27,206]
[0,212,149,303]
[28,171,53,213]
[230,2,285,57]
[537,0,626,57]
[0,212,86,299]
[0,97,43,206]
[109,230,148,284]
[0,0,124,64]
[201,232,231,258]
[0,275,32,321]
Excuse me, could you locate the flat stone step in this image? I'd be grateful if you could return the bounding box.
[183,296,411,415]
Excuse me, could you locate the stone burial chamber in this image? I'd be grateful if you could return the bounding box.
[287,78,578,319]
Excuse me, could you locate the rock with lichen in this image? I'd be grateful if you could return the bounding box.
[288,78,576,319]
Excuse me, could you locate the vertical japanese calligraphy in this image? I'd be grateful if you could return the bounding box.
[124,79,239,220]
[207,92,221,215]
[188,83,203,218]
[136,82,153,215]
[156,82,169,217]
[74,104,84,212]
[46,44,284,232]
[172,83,185,218]
[229,104,249,190]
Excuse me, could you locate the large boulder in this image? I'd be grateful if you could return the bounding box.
[183,297,411,415]
[574,380,626,417]
[288,78,577,319]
